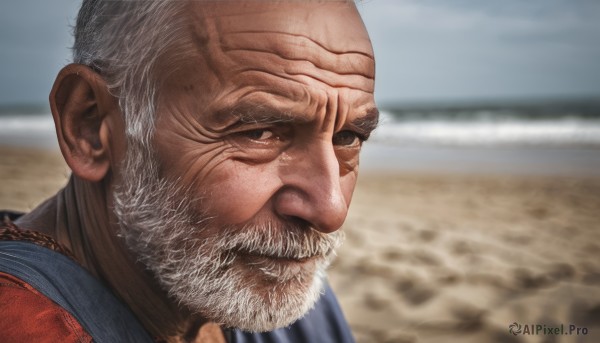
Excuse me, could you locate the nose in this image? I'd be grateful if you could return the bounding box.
[274,141,348,234]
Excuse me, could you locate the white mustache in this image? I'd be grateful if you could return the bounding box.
[219,221,345,261]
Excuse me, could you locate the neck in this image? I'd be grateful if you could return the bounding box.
[15,175,195,340]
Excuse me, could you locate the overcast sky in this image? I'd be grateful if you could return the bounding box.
[1,0,599,106]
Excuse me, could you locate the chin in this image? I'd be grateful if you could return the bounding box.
[175,252,332,332]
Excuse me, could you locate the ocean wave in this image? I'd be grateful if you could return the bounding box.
[0,113,58,149]
[0,114,55,132]
[373,111,600,146]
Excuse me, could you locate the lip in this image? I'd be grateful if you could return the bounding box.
[236,251,316,264]
[235,251,319,282]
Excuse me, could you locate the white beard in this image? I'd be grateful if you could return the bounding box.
[112,140,344,332]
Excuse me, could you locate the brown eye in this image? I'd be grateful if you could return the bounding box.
[241,129,274,141]
[332,130,361,146]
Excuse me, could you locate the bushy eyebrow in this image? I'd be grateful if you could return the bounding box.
[213,103,380,133]
[350,107,379,135]
[213,103,305,128]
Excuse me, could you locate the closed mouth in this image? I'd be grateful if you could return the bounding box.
[235,250,317,264]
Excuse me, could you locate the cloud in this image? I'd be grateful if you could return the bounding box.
[0,0,78,104]
[357,0,600,102]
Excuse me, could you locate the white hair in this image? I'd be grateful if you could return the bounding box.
[73,0,189,147]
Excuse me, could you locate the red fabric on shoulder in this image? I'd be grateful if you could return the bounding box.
[0,271,93,343]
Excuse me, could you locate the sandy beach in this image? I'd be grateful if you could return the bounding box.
[332,170,600,343]
[1,146,599,342]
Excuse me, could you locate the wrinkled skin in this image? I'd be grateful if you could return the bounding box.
[154,1,378,234]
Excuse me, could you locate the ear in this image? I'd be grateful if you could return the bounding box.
[50,64,123,182]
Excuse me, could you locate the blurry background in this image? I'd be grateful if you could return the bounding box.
[1,1,600,342]
[357,0,600,176]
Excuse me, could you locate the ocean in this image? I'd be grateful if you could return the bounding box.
[1,99,599,175]
[375,99,600,147]
[0,105,57,149]
[359,99,600,175]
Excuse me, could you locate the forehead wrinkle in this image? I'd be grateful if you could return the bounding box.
[185,0,373,81]
[227,47,373,80]
[232,67,373,95]
[225,30,374,60]
[221,31,374,79]
[211,1,370,52]
[233,68,307,90]
[224,50,373,94]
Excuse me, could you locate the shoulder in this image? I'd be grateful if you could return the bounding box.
[0,239,155,342]
[0,271,93,343]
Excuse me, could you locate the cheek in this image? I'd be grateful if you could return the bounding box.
[200,162,282,226]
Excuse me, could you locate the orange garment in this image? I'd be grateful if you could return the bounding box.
[0,271,93,343]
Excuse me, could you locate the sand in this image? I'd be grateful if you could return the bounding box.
[1,146,599,342]
[331,172,600,343]
[0,147,70,212]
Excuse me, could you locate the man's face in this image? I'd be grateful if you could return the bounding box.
[115,1,377,332]
[156,1,377,228]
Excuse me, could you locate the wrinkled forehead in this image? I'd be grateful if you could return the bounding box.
[189,0,374,58]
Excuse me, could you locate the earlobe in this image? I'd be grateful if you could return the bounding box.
[50,64,120,182]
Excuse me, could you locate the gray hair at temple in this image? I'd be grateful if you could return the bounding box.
[73,0,189,146]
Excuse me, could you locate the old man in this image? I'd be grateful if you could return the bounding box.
[0,0,378,342]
